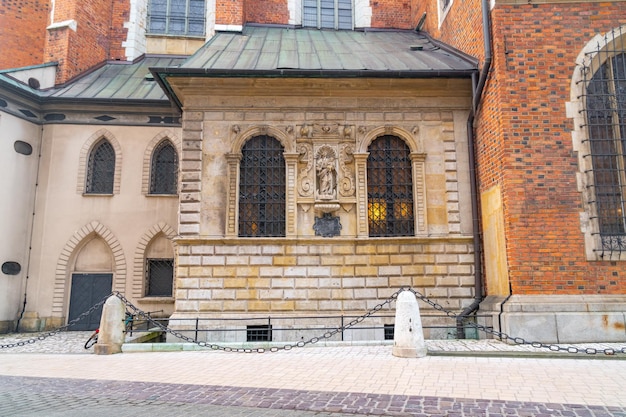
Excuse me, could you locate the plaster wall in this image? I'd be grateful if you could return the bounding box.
[23,123,180,330]
[0,112,41,332]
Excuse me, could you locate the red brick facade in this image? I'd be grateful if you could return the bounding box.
[0,0,49,69]
[216,0,243,26]
[245,0,289,25]
[425,1,626,296]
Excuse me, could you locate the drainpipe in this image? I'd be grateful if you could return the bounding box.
[456,0,493,339]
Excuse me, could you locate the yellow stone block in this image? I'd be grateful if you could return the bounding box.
[249,300,271,311]
[273,256,297,266]
[270,301,295,311]
[224,277,248,288]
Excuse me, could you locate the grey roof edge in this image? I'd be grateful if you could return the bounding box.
[0,61,58,74]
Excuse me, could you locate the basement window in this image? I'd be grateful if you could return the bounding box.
[247,325,272,342]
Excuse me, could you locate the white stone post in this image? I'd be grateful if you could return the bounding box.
[94,295,126,355]
[392,290,427,358]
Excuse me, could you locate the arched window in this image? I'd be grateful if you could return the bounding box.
[150,140,178,195]
[238,135,286,237]
[86,139,115,194]
[367,135,414,237]
[585,52,626,253]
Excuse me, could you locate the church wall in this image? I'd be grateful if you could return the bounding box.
[22,123,180,330]
[170,77,476,340]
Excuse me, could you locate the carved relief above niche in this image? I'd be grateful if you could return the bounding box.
[296,124,357,216]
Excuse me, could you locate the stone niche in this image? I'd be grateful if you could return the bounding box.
[296,123,357,238]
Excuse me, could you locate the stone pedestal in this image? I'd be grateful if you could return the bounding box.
[392,290,427,358]
[94,295,126,355]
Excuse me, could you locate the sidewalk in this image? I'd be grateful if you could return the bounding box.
[1,332,626,416]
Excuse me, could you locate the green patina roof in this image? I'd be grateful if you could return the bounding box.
[177,26,476,74]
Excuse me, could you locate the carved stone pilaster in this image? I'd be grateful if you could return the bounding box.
[411,152,428,234]
[339,143,355,197]
[284,152,299,237]
[297,143,314,197]
[354,153,369,237]
[225,153,242,237]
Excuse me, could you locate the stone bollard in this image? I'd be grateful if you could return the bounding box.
[94,295,126,355]
[392,290,427,358]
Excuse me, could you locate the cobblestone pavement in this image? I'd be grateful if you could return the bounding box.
[1,332,626,416]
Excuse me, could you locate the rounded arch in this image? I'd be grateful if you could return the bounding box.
[568,25,626,260]
[53,221,126,317]
[357,125,422,154]
[142,130,182,194]
[132,222,177,299]
[76,129,123,195]
[231,125,294,154]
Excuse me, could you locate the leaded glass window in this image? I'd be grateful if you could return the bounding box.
[146,258,173,297]
[150,141,178,195]
[148,0,206,37]
[86,139,115,194]
[303,0,353,30]
[367,135,414,237]
[585,52,626,254]
[239,136,286,237]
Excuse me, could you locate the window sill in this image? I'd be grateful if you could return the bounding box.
[83,193,114,197]
[136,297,174,304]
[146,193,178,198]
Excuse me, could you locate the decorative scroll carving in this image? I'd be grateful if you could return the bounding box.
[297,143,314,197]
[315,145,337,200]
[339,143,355,197]
[297,124,342,139]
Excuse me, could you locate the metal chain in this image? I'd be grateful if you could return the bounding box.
[113,290,403,353]
[3,288,626,356]
[406,287,626,356]
[0,294,111,349]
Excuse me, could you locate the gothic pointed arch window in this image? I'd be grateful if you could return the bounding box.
[149,140,178,195]
[367,135,414,237]
[86,139,115,194]
[583,48,626,255]
[238,135,286,237]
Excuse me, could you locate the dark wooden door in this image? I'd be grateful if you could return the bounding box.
[68,273,112,330]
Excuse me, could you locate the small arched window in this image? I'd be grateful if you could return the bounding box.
[86,139,115,194]
[367,135,414,237]
[238,135,286,237]
[149,140,178,195]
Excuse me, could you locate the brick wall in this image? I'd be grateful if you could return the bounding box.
[0,0,49,69]
[45,0,126,84]
[245,0,289,25]
[426,1,626,295]
[216,0,243,26]
[370,0,413,29]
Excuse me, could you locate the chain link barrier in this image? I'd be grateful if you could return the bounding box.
[0,294,110,349]
[406,287,626,356]
[113,290,402,353]
[3,288,626,356]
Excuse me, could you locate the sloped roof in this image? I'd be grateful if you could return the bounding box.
[174,26,476,75]
[0,56,186,103]
[48,56,186,101]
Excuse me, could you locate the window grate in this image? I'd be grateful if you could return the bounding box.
[146,259,173,297]
[367,135,415,237]
[150,141,178,195]
[384,324,394,340]
[580,27,626,256]
[239,135,286,237]
[246,325,272,342]
[86,139,115,194]
[148,0,206,37]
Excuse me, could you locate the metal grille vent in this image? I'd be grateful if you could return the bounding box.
[150,141,178,195]
[86,140,115,194]
[146,259,173,297]
[367,135,415,237]
[238,135,286,237]
[580,27,626,256]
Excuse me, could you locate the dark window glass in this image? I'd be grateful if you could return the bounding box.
[367,135,414,237]
[148,0,205,36]
[239,136,286,237]
[150,141,178,195]
[586,53,626,252]
[146,259,173,297]
[86,139,115,194]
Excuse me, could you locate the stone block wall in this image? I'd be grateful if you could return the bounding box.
[171,237,475,341]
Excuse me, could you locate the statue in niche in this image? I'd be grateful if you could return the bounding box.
[315,147,337,200]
